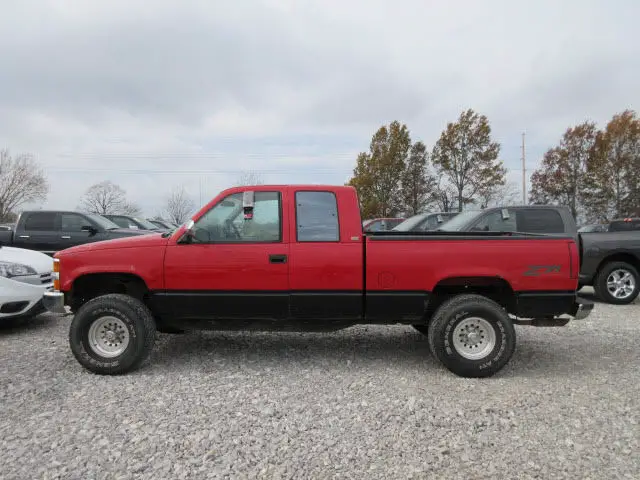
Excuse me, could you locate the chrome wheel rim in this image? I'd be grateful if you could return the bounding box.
[87,316,130,358]
[452,317,497,360]
[606,269,636,300]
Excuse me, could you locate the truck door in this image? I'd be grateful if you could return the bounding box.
[13,212,60,254]
[162,188,290,322]
[287,189,363,322]
[58,212,99,249]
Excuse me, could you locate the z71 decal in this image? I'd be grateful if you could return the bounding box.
[524,265,561,276]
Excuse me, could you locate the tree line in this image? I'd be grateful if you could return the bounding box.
[0,149,198,224]
[347,109,513,219]
[529,109,640,223]
[0,147,267,225]
[76,181,197,225]
[348,108,640,223]
[2,107,638,225]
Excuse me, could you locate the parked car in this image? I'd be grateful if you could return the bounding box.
[362,218,405,232]
[392,211,459,232]
[578,224,608,233]
[103,215,168,232]
[437,205,640,304]
[436,205,577,236]
[147,218,178,230]
[0,211,149,255]
[0,245,55,324]
[607,217,640,232]
[43,184,592,378]
[578,229,640,304]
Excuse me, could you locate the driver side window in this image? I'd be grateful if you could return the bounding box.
[192,191,282,243]
[60,213,93,233]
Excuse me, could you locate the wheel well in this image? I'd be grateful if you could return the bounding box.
[427,276,516,317]
[70,273,150,311]
[595,253,640,279]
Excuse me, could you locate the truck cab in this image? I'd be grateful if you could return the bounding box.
[43,184,593,379]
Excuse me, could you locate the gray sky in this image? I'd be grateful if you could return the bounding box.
[1,0,638,216]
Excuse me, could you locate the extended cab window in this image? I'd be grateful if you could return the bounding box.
[295,191,339,241]
[516,209,565,233]
[23,212,57,231]
[61,213,93,232]
[192,191,281,243]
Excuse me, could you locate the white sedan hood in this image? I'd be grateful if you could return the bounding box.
[0,246,54,274]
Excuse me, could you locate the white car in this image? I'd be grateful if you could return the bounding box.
[0,246,54,323]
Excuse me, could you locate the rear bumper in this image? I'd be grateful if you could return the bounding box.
[42,291,69,314]
[569,296,594,320]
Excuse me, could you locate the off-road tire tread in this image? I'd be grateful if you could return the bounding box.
[427,293,516,378]
[69,293,156,375]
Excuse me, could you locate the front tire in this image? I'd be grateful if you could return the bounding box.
[69,294,156,375]
[427,294,516,378]
[594,261,639,305]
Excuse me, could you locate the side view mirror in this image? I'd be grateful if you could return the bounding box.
[243,191,255,219]
[184,219,195,237]
[81,225,98,235]
[177,219,196,244]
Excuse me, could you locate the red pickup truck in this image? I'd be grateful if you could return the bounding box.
[43,184,593,378]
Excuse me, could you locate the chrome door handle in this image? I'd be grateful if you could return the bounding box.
[61,236,71,239]
[18,235,30,238]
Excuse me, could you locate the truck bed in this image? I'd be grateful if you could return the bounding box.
[365,230,578,322]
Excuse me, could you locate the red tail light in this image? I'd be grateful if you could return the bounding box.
[568,242,578,279]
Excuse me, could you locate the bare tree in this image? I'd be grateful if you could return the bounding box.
[0,149,49,221]
[236,170,264,186]
[78,180,140,215]
[476,181,521,209]
[432,177,458,212]
[163,185,196,224]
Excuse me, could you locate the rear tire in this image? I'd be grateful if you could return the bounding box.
[594,261,639,305]
[427,294,516,378]
[69,294,156,375]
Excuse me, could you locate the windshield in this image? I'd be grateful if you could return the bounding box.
[436,210,483,231]
[579,224,607,233]
[392,213,427,231]
[87,214,121,230]
[133,217,162,230]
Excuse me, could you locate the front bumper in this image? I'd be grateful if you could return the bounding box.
[569,296,594,320]
[42,291,69,314]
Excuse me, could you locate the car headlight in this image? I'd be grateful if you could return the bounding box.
[0,261,38,278]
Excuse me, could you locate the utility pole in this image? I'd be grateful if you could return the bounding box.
[521,132,526,204]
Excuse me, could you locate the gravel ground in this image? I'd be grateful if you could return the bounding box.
[1,289,639,480]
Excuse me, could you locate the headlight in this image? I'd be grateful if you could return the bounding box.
[0,261,38,278]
